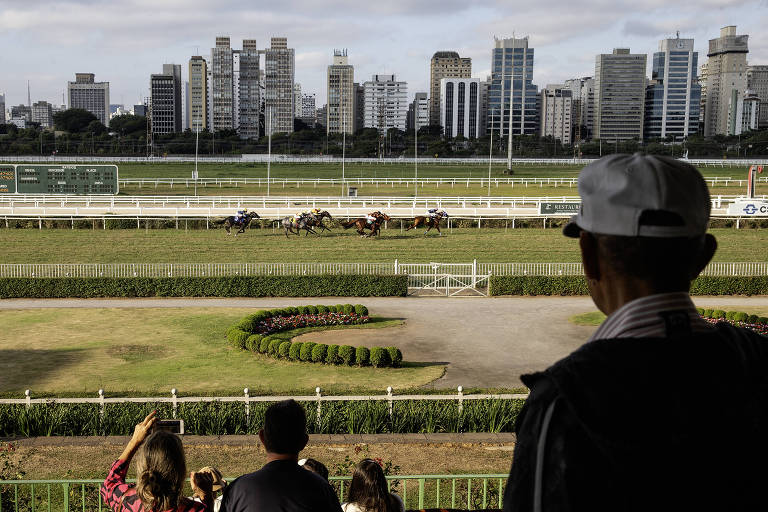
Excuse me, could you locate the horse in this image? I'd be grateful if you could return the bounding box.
[406,211,449,236]
[342,212,391,238]
[304,210,333,233]
[213,211,260,236]
[281,215,318,238]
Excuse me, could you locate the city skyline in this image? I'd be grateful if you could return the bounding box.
[1,0,767,110]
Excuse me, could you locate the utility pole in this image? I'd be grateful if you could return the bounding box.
[414,122,418,197]
[267,107,272,196]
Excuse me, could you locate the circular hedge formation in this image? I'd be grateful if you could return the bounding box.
[226,304,403,368]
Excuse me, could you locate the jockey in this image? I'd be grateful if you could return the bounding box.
[311,208,322,216]
[236,208,248,224]
[428,208,439,218]
[440,210,449,218]
[366,213,377,225]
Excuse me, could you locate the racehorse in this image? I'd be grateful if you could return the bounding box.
[304,210,333,233]
[406,211,449,236]
[342,211,390,238]
[281,214,318,238]
[213,211,260,236]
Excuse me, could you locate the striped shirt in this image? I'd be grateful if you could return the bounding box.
[588,292,713,342]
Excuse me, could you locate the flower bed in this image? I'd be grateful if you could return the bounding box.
[696,308,768,336]
[226,304,403,368]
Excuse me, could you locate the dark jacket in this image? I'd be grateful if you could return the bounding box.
[503,323,768,512]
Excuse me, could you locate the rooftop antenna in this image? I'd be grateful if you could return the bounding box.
[27,81,31,107]
[676,31,680,39]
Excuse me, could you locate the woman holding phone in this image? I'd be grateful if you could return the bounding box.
[102,411,214,512]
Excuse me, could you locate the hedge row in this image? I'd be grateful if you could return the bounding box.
[227,305,403,368]
[696,307,768,324]
[489,276,768,296]
[0,275,408,298]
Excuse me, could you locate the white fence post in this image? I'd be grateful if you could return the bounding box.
[244,388,250,429]
[315,387,322,432]
[25,389,31,409]
[387,386,394,425]
[98,389,105,430]
[457,386,464,415]
[171,388,178,419]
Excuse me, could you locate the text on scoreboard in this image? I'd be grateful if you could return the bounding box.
[8,164,119,194]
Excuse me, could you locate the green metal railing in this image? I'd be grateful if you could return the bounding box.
[0,474,507,511]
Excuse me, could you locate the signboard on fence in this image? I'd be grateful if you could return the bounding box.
[0,165,16,194]
[539,202,580,215]
[727,200,768,217]
[7,164,119,194]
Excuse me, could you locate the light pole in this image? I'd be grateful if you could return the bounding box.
[267,107,272,196]
[414,122,418,197]
[488,108,495,197]
[193,111,200,197]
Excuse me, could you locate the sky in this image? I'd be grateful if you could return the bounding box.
[1,0,767,109]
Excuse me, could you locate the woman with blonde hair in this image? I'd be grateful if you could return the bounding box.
[102,411,213,511]
[342,459,404,512]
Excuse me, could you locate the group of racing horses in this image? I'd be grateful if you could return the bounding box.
[214,209,449,238]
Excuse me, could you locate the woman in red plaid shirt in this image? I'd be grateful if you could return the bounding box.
[102,411,213,512]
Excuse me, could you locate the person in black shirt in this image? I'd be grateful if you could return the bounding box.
[219,400,341,512]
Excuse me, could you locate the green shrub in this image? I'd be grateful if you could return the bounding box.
[336,304,346,313]
[288,307,300,315]
[760,317,768,324]
[725,311,736,321]
[278,341,291,359]
[228,329,249,349]
[312,344,328,363]
[338,345,356,365]
[748,314,760,324]
[325,345,339,364]
[702,309,713,318]
[297,306,308,315]
[734,312,749,322]
[387,347,403,367]
[289,342,303,361]
[300,342,317,362]
[258,337,271,353]
[245,335,262,352]
[712,310,726,319]
[317,305,328,314]
[356,347,370,366]
[343,304,354,314]
[307,305,318,314]
[695,307,704,315]
[354,304,369,316]
[268,338,282,355]
[369,347,390,368]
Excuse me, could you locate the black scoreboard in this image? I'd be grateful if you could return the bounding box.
[1,165,119,194]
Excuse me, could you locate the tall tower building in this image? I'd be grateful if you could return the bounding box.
[265,37,295,134]
[150,64,182,134]
[294,83,302,118]
[327,50,354,135]
[488,37,538,136]
[0,93,5,123]
[363,74,408,133]
[429,52,471,127]
[539,85,572,144]
[31,101,54,128]
[439,78,481,139]
[67,73,110,125]
[564,77,595,141]
[238,39,261,139]
[211,36,234,131]
[408,92,429,131]
[644,35,701,139]
[747,65,768,129]
[188,56,208,132]
[353,83,365,133]
[704,26,749,136]
[594,49,646,141]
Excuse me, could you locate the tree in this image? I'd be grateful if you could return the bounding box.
[53,108,98,133]
[86,120,107,135]
[109,114,146,136]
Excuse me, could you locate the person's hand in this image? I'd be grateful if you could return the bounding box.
[191,471,214,502]
[129,411,157,448]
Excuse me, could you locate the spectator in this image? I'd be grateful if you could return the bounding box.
[342,459,404,512]
[299,458,329,481]
[219,400,340,512]
[191,467,227,512]
[102,411,213,511]
[503,154,768,511]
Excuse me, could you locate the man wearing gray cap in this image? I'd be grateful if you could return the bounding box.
[503,154,768,512]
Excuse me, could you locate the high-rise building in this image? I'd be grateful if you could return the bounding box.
[363,74,408,133]
[11,104,32,121]
[439,79,481,139]
[429,51,471,127]
[315,104,327,130]
[539,85,572,144]
[564,77,595,141]
[67,73,110,125]
[31,100,53,128]
[294,83,302,118]
[478,78,490,137]
[238,39,261,139]
[407,92,429,131]
[740,90,760,132]
[488,37,538,137]
[353,83,365,133]
[300,93,316,126]
[704,26,749,136]
[150,64,182,134]
[594,49,647,141]
[327,49,354,134]
[644,36,701,140]
[0,93,5,123]
[211,37,234,132]
[747,65,768,129]
[265,37,295,134]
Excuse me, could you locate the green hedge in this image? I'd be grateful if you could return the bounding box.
[489,276,768,296]
[0,275,408,298]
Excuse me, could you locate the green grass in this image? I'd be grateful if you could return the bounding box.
[569,311,606,326]
[0,228,765,264]
[0,308,443,394]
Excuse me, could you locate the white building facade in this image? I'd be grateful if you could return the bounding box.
[67,73,110,125]
[439,78,481,139]
[539,85,572,144]
[363,74,408,133]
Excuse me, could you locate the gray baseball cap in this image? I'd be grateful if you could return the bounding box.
[563,153,711,238]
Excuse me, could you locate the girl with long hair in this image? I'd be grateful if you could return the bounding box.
[342,459,404,512]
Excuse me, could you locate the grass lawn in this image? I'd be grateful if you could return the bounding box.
[0,228,765,264]
[0,308,443,395]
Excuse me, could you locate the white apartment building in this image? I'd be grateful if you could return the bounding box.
[188,56,208,132]
[211,37,234,131]
[539,85,572,145]
[439,78,481,139]
[564,77,594,141]
[748,65,768,129]
[594,49,646,141]
[705,26,749,136]
[31,101,53,128]
[265,37,295,134]
[238,39,260,139]
[363,74,408,133]
[327,50,354,135]
[67,73,110,125]
[408,92,429,131]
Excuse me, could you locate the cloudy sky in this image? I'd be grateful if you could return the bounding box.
[1,0,767,109]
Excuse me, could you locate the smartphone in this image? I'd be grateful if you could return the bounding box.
[155,419,185,435]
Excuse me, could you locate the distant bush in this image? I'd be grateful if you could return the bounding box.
[289,342,303,361]
[300,342,316,362]
[387,347,403,368]
[326,345,339,365]
[245,335,262,352]
[339,345,356,366]
[312,344,328,363]
[278,341,291,359]
[355,347,370,366]
[370,347,390,368]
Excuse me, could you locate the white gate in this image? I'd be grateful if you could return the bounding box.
[398,261,491,296]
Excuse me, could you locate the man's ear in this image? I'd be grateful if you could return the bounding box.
[579,231,600,281]
[689,234,717,279]
[258,429,266,450]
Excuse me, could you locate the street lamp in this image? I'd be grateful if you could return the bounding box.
[267,107,272,196]
[414,120,418,197]
[488,108,495,197]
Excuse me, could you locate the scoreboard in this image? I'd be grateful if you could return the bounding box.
[1,164,118,194]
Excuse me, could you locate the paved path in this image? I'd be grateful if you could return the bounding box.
[2,296,766,389]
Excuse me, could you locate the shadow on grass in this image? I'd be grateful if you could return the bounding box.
[0,348,87,392]
[401,361,449,368]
